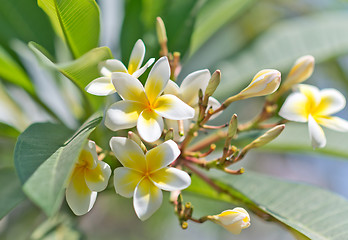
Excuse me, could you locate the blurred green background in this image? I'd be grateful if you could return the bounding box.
[1,0,348,239]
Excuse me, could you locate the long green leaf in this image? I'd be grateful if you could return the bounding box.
[29,42,113,91]
[38,0,100,58]
[0,46,34,95]
[14,123,74,184]
[0,168,26,219]
[15,112,102,216]
[28,42,113,112]
[187,171,348,239]
[31,214,81,240]
[121,0,199,64]
[215,11,348,99]
[0,122,21,139]
[0,0,55,56]
[189,0,256,56]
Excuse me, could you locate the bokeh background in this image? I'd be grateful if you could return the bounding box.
[1,0,348,239]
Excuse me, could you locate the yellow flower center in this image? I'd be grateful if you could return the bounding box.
[77,149,94,169]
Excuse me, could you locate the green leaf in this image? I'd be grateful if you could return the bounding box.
[215,11,348,99]
[38,0,100,58]
[0,0,55,56]
[120,0,199,63]
[31,214,81,240]
[29,42,113,91]
[28,42,113,112]
[14,112,102,216]
[187,171,348,239]
[264,123,348,159]
[0,122,21,139]
[0,46,34,95]
[189,0,256,56]
[0,168,26,219]
[14,123,74,184]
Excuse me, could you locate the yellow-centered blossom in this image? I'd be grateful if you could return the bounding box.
[111,137,191,220]
[105,57,195,142]
[66,140,111,215]
[85,39,154,96]
[279,84,348,148]
[207,207,250,234]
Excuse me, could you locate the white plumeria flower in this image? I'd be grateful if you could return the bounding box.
[85,39,155,96]
[208,207,250,234]
[110,137,191,221]
[105,57,195,142]
[66,140,111,215]
[279,84,348,148]
[163,69,221,141]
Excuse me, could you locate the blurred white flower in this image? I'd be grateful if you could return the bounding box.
[279,84,348,148]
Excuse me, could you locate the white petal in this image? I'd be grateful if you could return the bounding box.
[99,59,127,76]
[315,89,346,116]
[112,72,148,102]
[279,92,309,122]
[128,39,145,75]
[66,168,97,216]
[137,109,164,142]
[132,58,155,78]
[145,57,170,103]
[316,116,348,132]
[114,167,143,198]
[145,140,180,172]
[134,178,163,221]
[83,140,98,169]
[85,161,111,192]
[180,69,211,105]
[104,100,144,131]
[85,77,115,96]
[207,97,221,120]
[154,94,195,120]
[297,84,321,107]
[109,137,147,172]
[308,114,326,148]
[150,167,191,191]
[163,79,181,97]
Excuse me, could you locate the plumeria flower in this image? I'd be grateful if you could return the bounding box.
[279,84,348,148]
[66,140,111,215]
[85,39,155,96]
[110,137,191,220]
[163,69,221,140]
[207,207,250,234]
[105,56,195,142]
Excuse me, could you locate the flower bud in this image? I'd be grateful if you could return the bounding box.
[205,70,221,98]
[156,17,167,45]
[238,69,281,99]
[244,124,285,151]
[284,55,314,88]
[227,114,238,139]
[165,128,174,141]
[207,207,250,234]
[128,131,147,153]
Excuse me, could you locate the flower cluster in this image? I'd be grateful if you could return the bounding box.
[63,20,348,236]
